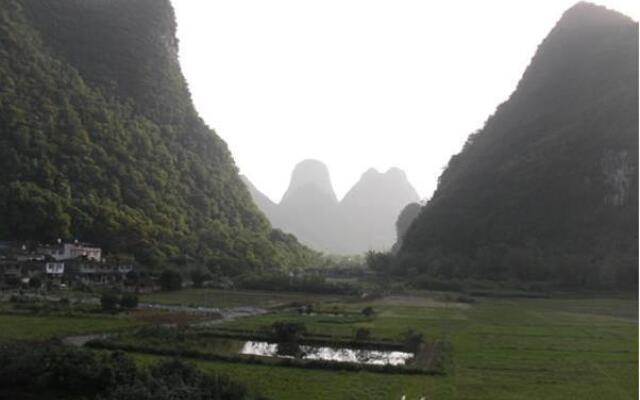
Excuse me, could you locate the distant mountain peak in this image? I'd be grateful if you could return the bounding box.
[385,167,408,180]
[362,168,382,179]
[246,162,420,254]
[561,2,634,23]
[281,159,337,203]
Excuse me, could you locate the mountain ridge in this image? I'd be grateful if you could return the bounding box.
[398,2,638,288]
[243,161,420,254]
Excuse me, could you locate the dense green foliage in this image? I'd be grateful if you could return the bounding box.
[0,343,262,399]
[0,0,317,271]
[400,4,639,289]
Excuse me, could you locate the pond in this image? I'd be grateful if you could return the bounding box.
[240,340,414,366]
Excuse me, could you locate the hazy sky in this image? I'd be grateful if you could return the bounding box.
[171,0,638,201]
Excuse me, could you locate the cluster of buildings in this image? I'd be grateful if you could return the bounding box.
[0,241,134,289]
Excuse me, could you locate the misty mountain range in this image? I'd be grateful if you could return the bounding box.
[243,160,420,254]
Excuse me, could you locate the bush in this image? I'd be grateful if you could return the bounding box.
[402,329,424,352]
[354,328,371,341]
[0,343,261,399]
[271,321,306,343]
[361,306,375,317]
[159,270,182,291]
[4,276,21,287]
[120,293,138,309]
[28,276,42,289]
[100,292,120,313]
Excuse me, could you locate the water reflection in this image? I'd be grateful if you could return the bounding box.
[241,340,413,366]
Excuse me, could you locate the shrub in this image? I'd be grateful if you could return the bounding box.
[28,276,42,289]
[4,276,21,287]
[354,328,371,341]
[159,269,182,291]
[0,343,260,399]
[120,293,138,309]
[271,321,306,343]
[361,306,375,317]
[100,292,120,313]
[402,329,424,352]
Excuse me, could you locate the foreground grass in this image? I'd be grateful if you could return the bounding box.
[132,353,448,400]
[2,290,636,399]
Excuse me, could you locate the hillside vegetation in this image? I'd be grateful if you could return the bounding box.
[0,0,317,271]
[400,3,638,289]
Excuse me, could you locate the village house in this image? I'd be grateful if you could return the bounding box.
[38,241,102,262]
[0,241,133,288]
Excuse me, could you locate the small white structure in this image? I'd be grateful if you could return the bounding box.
[39,242,102,262]
[45,262,65,276]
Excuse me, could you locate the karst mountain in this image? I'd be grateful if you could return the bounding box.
[244,160,420,254]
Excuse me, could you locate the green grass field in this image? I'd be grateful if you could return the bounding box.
[1,290,636,399]
[139,288,348,308]
[0,313,138,341]
[135,292,638,400]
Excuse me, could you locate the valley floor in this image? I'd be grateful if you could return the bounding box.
[1,289,636,400]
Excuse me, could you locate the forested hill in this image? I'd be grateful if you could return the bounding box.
[400,3,638,289]
[0,0,317,271]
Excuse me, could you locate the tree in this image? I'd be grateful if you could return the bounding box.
[190,268,211,288]
[365,251,393,274]
[158,270,182,291]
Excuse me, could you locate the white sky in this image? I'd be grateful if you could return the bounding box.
[171,0,638,202]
